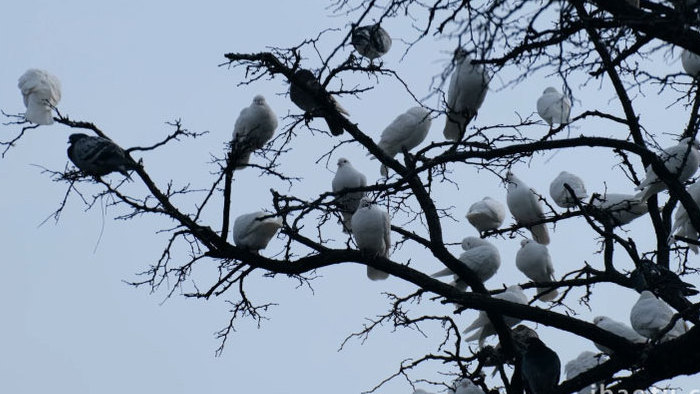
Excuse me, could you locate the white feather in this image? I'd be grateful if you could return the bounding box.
[351,198,391,280]
[549,171,587,208]
[466,197,505,232]
[331,158,367,233]
[17,69,62,125]
[506,171,550,245]
[462,286,528,347]
[592,316,646,354]
[536,87,571,126]
[372,106,432,177]
[443,53,489,141]
[231,95,278,169]
[233,211,282,253]
[515,239,557,302]
[630,291,687,340]
[635,137,700,202]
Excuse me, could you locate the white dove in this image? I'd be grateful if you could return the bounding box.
[591,193,648,226]
[412,390,434,394]
[549,171,587,208]
[17,69,62,125]
[443,50,489,141]
[233,211,283,253]
[592,316,646,354]
[635,137,700,202]
[630,291,688,341]
[463,285,528,347]
[231,95,278,169]
[373,106,432,177]
[669,181,700,253]
[331,158,367,233]
[351,197,391,280]
[506,171,550,245]
[564,351,606,394]
[515,239,557,302]
[450,379,485,394]
[351,23,392,62]
[536,87,571,127]
[431,237,501,291]
[466,197,506,233]
[681,49,700,78]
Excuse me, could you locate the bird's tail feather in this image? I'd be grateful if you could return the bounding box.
[25,104,53,125]
[537,287,558,302]
[341,212,353,234]
[380,164,388,178]
[367,266,389,281]
[530,224,550,245]
[431,268,454,278]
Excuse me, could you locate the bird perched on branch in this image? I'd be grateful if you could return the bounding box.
[536,87,571,127]
[669,181,700,253]
[351,197,391,280]
[590,192,648,227]
[351,23,392,63]
[516,239,557,302]
[17,69,62,125]
[549,171,587,208]
[463,285,528,347]
[230,95,278,169]
[289,69,349,136]
[443,49,489,141]
[682,49,700,78]
[592,316,646,354]
[506,172,550,245]
[331,158,367,233]
[634,137,700,202]
[372,106,432,177]
[233,211,283,253]
[565,351,606,394]
[466,197,505,233]
[67,133,138,178]
[630,290,688,341]
[519,336,561,394]
[431,236,500,291]
[450,379,485,394]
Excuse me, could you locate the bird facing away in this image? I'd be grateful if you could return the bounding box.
[681,49,700,77]
[350,23,392,62]
[549,171,587,208]
[466,197,506,233]
[634,137,700,202]
[516,239,557,302]
[630,290,688,341]
[17,69,62,125]
[450,379,485,394]
[564,351,607,394]
[478,324,539,368]
[230,95,278,169]
[67,133,137,178]
[331,158,367,233]
[289,69,349,136]
[592,316,646,354]
[536,87,571,127]
[443,50,489,141]
[519,337,561,394]
[233,211,283,253]
[463,285,528,347]
[431,236,501,291]
[351,197,391,280]
[590,192,648,227]
[669,181,700,253]
[373,106,432,177]
[506,172,550,245]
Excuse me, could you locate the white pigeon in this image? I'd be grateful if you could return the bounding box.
[592,316,646,354]
[564,351,606,394]
[450,379,485,394]
[681,49,700,77]
[374,106,432,177]
[443,50,489,141]
[515,239,557,302]
[412,390,434,394]
[591,193,648,226]
[466,197,506,232]
[351,197,391,280]
[17,69,62,125]
[549,171,587,208]
[536,87,571,127]
[331,158,367,233]
[669,181,700,253]
[506,171,550,245]
[351,23,392,62]
[231,95,278,169]
[630,291,688,341]
[431,237,501,291]
[635,137,700,202]
[463,285,528,347]
[67,133,137,177]
[233,211,283,253]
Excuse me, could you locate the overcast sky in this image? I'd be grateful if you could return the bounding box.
[1,1,698,393]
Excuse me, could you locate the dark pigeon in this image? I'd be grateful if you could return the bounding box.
[67,133,137,178]
[351,23,392,62]
[519,337,561,394]
[289,69,348,136]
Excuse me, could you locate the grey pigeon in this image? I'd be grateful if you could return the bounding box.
[682,49,700,77]
[67,133,137,178]
[592,316,646,354]
[506,171,550,245]
[536,87,571,127]
[17,69,62,125]
[431,236,501,291]
[519,337,561,394]
[466,197,505,233]
[630,290,688,341]
[233,211,282,253]
[634,137,700,202]
[374,106,432,177]
[463,285,528,347]
[564,351,607,394]
[515,239,557,302]
[230,95,278,169]
[443,49,489,141]
[669,181,700,253]
[331,158,367,233]
[351,197,391,280]
[289,69,349,136]
[549,171,587,208]
[590,192,648,227]
[351,23,392,62]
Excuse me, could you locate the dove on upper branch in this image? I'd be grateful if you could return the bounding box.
[431,237,500,291]
[466,197,505,233]
[351,197,391,280]
[289,69,349,136]
[506,171,550,245]
[549,171,587,208]
[591,192,648,227]
[592,316,646,354]
[630,290,688,341]
[634,137,700,202]
[230,95,278,169]
[233,211,282,253]
[17,69,62,125]
[516,239,557,302]
[565,351,607,394]
[669,181,700,253]
[373,106,432,177]
[536,87,571,127]
[331,158,367,233]
[463,285,528,347]
[443,49,489,141]
[519,336,561,394]
[351,23,391,63]
[67,133,138,178]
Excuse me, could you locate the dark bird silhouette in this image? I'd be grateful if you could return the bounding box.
[67,133,137,178]
[289,69,348,136]
[519,336,561,394]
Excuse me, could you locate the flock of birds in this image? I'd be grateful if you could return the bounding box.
[15,23,700,393]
